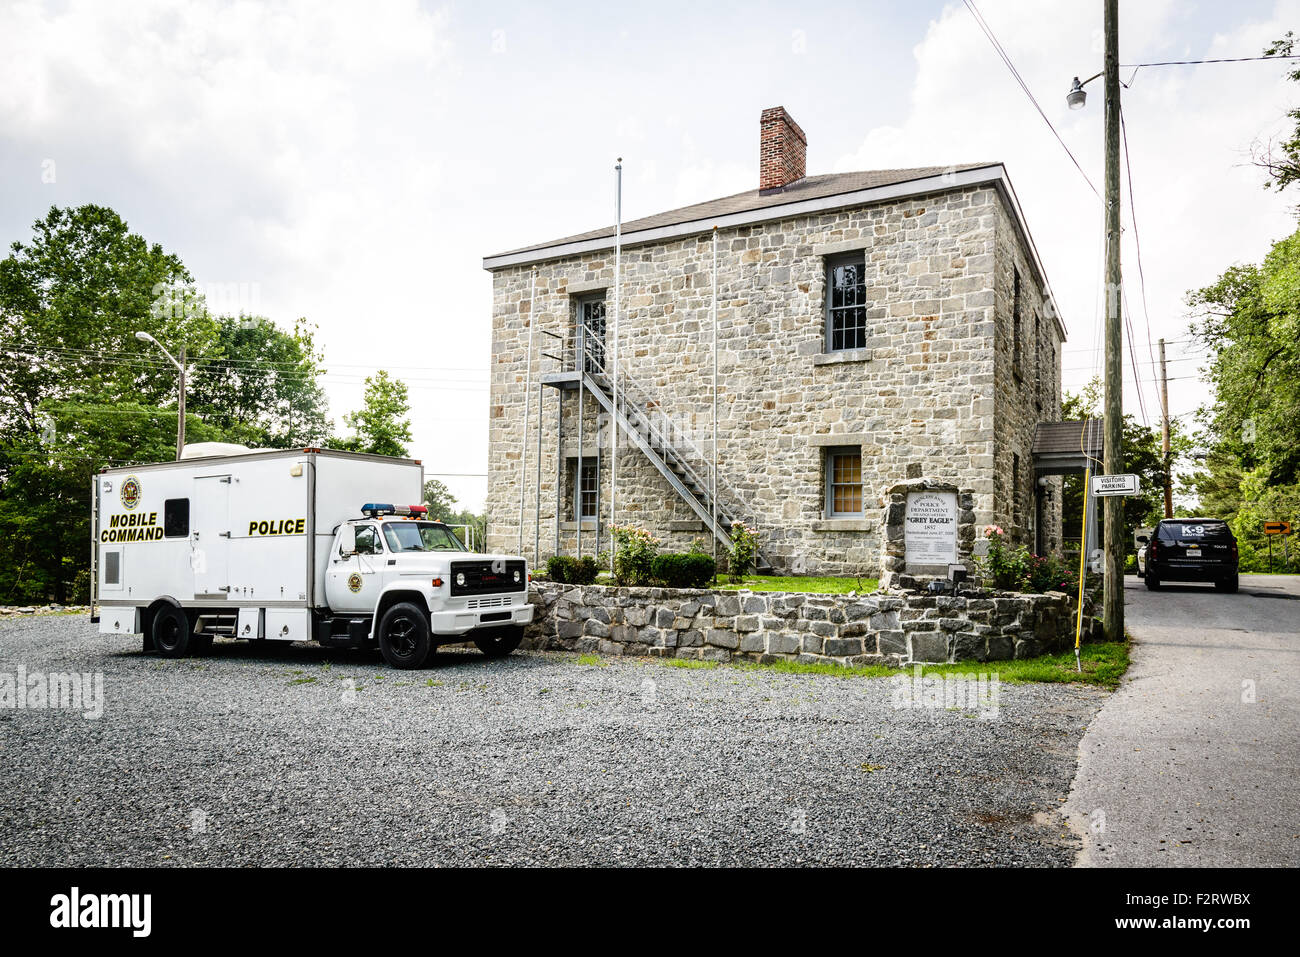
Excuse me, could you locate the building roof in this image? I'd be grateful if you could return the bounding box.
[489,164,994,260]
[1033,420,1104,457]
[482,161,1066,340]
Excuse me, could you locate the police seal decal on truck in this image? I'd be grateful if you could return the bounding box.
[347,572,363,593]
[119,475,141,510]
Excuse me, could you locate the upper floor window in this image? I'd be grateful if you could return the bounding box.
[825,254,867,352]
[825,447,863,517]
[576,295,606,374]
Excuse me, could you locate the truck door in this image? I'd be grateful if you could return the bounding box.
[325,523,383,613]
[192,474,231,596]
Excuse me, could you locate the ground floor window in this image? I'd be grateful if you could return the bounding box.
[825,447,863,516]
[567,458,598,520]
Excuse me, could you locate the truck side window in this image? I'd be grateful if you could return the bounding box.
[164,498,190,538]
[354,525,381,555]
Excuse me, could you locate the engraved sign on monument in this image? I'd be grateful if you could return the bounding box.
[904,490,958,568]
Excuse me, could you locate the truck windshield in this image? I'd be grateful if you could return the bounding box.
[381,522,466,552]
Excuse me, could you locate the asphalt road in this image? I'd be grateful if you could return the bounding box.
[1065,574,1300,867]
[0,615,1105,867]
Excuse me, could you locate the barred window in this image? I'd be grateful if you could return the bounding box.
[825,254,867,352]
[577,296,606,374]
[826,447,863,517]
[568,459,598,520]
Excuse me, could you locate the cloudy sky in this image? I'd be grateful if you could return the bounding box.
[2,0,1297,510]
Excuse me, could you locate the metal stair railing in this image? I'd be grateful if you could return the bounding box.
[572,320,770,568]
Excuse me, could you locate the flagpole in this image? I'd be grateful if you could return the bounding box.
[610,158,622,572]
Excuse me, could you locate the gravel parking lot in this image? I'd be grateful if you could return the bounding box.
[1,615,1106,866]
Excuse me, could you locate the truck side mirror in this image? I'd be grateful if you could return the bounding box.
[338,524,356,557]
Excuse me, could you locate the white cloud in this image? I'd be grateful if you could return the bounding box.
[834,0,1300,428]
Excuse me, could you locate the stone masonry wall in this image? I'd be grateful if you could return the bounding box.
[523,581,1090,667]
[487,184,1064,574]
[993,199,1064,552]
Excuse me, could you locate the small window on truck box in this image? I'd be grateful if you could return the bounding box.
[164,498,190,538]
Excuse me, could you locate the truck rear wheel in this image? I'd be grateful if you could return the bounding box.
[474,625,523,659]
[378,602,432,669]
[152,605,193,657]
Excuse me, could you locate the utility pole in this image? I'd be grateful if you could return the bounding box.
[1101,0,1124,642]
[1159,337,1172,518]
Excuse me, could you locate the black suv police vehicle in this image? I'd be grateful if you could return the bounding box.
[1137,518,1238,592]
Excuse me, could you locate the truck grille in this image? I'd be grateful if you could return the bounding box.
[466,596,512,609]
[450,560,526,596]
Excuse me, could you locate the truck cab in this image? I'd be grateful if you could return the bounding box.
[322,504,532,668]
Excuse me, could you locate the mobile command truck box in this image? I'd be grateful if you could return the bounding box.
[93,446,533,668]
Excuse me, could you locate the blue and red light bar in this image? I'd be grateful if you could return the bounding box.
[360,503,429,518]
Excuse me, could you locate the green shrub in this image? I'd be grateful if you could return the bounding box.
[651,552,716,588]
[727,521,760,582]
[612,524,660,585]
[546,555,574,583]
[546,555,599,585]
[573,556,600,584]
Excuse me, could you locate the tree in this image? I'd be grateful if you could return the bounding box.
[422,478,457,519]
[186,315,330,448]
[1061,379,1182,554]
[0,204,336,601]
[0,205,215,439]
[1187,228,1300,486]
[1183,223,1300,571]
[337,370,412,457]
[0,205,223,602]
[1253,33,1300,192]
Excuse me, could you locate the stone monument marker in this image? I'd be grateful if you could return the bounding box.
[904,489,959,570]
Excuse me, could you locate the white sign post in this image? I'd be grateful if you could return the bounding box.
[1091,474,1140,497]
[904,490,959,569]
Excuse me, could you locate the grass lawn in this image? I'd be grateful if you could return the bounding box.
[547,573,879,594]
[635,641,1130,689]
[712,575,878,594]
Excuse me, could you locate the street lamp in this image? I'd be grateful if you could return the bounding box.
[1065,74,1098,109]
[135,331,187,460]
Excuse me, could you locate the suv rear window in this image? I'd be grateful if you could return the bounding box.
[1157,522,1233,542]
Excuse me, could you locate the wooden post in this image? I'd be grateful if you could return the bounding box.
[1159,338,1172,518]
[1102,0,1125,642]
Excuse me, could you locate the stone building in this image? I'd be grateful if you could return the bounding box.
[482,107,1065,575]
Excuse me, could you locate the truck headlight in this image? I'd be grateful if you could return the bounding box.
[455,572,465,586]
[513,570,521,583]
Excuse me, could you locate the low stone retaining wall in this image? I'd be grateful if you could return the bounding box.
[524,582,1096,667]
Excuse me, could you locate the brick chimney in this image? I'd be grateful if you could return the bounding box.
[759,106,807,192]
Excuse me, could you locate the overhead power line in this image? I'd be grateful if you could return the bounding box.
[1122,55,1300,67]
[962,0,1100,197]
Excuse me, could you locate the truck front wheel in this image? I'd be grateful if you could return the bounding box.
[378,602,432,669]
[474,625,524,659]
[152,605,193,657]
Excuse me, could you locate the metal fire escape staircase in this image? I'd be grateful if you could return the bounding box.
[541,320,772,572]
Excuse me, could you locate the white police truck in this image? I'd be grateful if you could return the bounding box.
[91,444,532,668]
